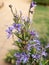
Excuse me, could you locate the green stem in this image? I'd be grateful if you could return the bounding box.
[44,60,49,65]
[10,7,15,17]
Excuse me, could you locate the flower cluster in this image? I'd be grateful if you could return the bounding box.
[6,2,49,65]
[14,52,29,65]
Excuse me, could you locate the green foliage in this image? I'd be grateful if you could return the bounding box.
[5,49,17,65]
[33,0,49,5]
[33,5,49,42]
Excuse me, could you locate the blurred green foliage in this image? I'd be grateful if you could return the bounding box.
[33,5,49,43]
[33,0,49,5]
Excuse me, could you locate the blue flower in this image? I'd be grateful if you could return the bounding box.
[30,31,39,38]
[41,50,47,57]
[26,43,33,51]
[32,54,40,60]
[33,39,40,45]
[45,43,49,48]
[14,52,29,64]
[14,52,21,59]
[20,52,29,63]
[6,26,14,38]
[30,2,36,9]
[30,31,35,36]
[36,46,41,51]
[13,23,21,32]
[16,60,21,65]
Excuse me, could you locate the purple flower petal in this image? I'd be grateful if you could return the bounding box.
[26,43,33,51]
[30,2,36,9]
[45,43,49,48]
[14,53,21,59]
[33,39,40,45]
[13,23,21,31]
[42,50,47,56]
[21,52,29,63]
[32,54,40,59]
[30,31,35,36]
[15,52,29,64]
[16,60,21,65]
[6,26,14,38]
